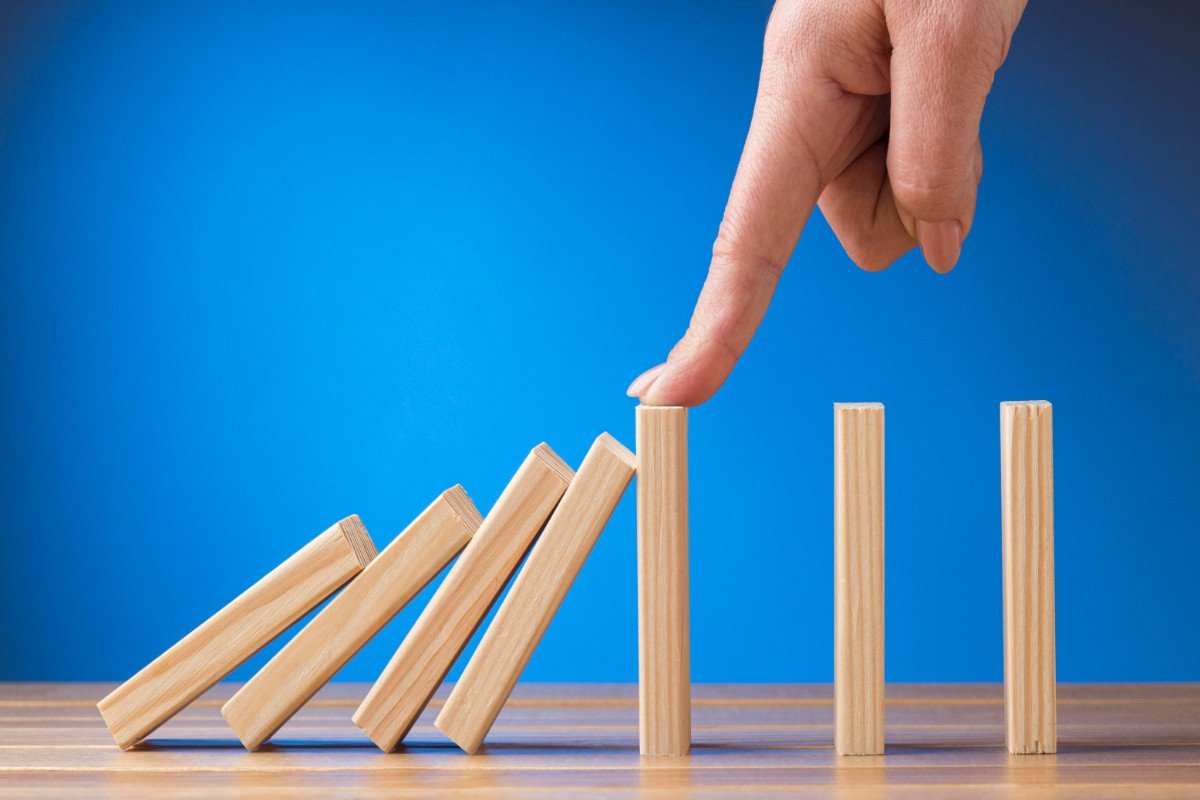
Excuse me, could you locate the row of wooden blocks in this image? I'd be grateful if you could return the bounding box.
[97,401,1055,757]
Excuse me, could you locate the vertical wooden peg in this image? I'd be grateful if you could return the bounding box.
[636,405,690,756]
[834,402,885,756]
[1001,400,1057,754]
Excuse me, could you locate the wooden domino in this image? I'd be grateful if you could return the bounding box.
[833,402,885,756]
[352,443,573,751]
[1001,400,1057,754]
[97,516,376,749]
[435,433,635,753]
[221,487,481,750]
[636,405,690,756]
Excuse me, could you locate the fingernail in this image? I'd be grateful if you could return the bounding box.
[626,363,666,398]
[915,219,963,273]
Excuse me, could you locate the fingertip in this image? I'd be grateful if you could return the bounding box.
[626,363,667,399]
[640,363,718,408]
[915,219,963,274]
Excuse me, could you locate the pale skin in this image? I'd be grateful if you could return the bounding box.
[627,0,1028,406]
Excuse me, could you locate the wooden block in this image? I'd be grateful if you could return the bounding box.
[353,443,573,751]
[97,516,376,749]
[833,402,885,756]
[221,487,481,750]
[1001,400,1057,754]
[435,433,635,753]
[636,405,690,756]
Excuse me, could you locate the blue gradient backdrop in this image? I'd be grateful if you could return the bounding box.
[1,1,1198,682]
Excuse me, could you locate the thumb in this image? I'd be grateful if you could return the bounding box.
[885,0,1025,273]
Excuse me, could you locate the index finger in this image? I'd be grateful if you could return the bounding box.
[632,85,824,407]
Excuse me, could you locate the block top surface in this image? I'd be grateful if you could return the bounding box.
[338,515,378,568]
[596,432,636,469]
[533,442,575,483]
[443,485,483,534]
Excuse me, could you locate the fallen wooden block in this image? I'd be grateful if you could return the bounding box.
[222,487,481,750]
[1001,400,1057,754]
[636,405,690,756]
[353,443,573,751]
[435,433,635,753]
[97,516,376,749]
[833,402,885,756]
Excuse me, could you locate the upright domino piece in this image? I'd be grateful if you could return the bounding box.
[636,405,690,756]
[833,402,885,756]
[435,433,636,753]
[353,444,573,751]
[222,487,481,750]
[1001,400,1057,754]
[97,516,376,749]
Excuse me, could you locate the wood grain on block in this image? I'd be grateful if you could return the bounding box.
[222,487,481,750]
[96,516,376,749]
[435,433,635,753]
[1001,400,1057,755]
[353,444,573,751]
[636,405,690,756]
[833,402,885,756]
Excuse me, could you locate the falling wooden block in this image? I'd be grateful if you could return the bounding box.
[221,487,481,750]
[435,433,635,753]
[833,402,885,756]
[353,443,573,751]
[97,516,376,749]
[1001,400,1057,755]
[636,405,690,756]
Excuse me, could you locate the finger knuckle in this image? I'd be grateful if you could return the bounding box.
[846,243,896,273]
[926,4,1013,72]
[888,158,974,217]
[829,218,901,272]
[764,4,838,77]
[711,220,785,281]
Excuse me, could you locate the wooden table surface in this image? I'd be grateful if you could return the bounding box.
[1,682,1197,798]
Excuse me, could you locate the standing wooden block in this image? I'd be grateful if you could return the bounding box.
[1001,400,1057,755]
[222,487,481,750]
[435,433,635,753]
[833,402,885,756]
[97,516,376,749]
[636,405,690,756]
[353,443,573,751]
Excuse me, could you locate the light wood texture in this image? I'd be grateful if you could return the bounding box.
[1001,400,1057,755]
[834,402,885,756]
[436,433,636,753]
[96,516,376,750]
[353,444,573,751]
[222,488,481,750]
[636,405,690,756]
[5,683,1199,798]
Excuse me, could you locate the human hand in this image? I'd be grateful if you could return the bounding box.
[627,0,1026,406]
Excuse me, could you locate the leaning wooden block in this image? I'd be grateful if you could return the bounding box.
[97,516,376,749]
[833,402,885,756]
[435,433,635,753]
[353,443,573,751]
[222,487,481,750]
[636,405,690,756]
[1001,400,1057,754]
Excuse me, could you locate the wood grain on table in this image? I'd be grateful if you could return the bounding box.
[2,683,1198,798]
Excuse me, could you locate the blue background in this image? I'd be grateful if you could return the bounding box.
[1,1,1197,683]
